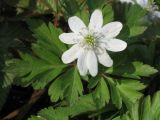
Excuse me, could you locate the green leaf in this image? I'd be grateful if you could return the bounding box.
[29,94,102,119]
[112,91,160,120]
[38,107,69,120]
[139,91,160,120]
[19,54,61,85]
[106,77,122,109]
[151,91,160,118]
[27,19,66,56]
[92,77,110,108]
[121,114,131,120]
[32,68,63,89]
[129,26,147,37]
[48,74,64,102]
[106,61,158,79]
[28,116,45,120]
[48,22,67,52]
[132,62,158,77]
[3,67,16,87]
[32,44,62,66]
[38,94,101,118]
[105,77,145,109]
[6,20,67,88]
[70,94,100,117]
[127,102,139,120]
[75,9,89,25]
[112,116,121,120]
[126,5,146,27]
[117,25,130,40]
[117,80,146,91]
[110,112,131,120]
[117,79,145,104]
[87,0,105,10]
[60,0,80,15]
[111,86,122,109]
[102,4,113,24]
[28,107,69,120]
[141,96,152,120]
[5,59,32,78]
[48,67,83,105]
[125,5,147,37]
[88,76,101,89]
[6,51,65,88]
[128,43,156,64]
[66,67,83,105]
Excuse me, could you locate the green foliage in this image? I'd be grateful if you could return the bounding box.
[0,22,29,110]
[125,5,147,37]
[27,20,67,56]
[5,19,84,108]
[111,91,160,120]
[4,0,59,14]
[4,17,158,119]
[102,4,114,24]
[1,0,160,119]
[92,77,110,107]
[106,61,158,79]
[6,52,65,87]
[29,116,45,120]
[128,42,156,64]
[116,79,145,104]
[106,77,146,109]
[5,20,67,91]
[87,0,106,10]
[60,0,81,15]
[48,67,83,105]
[28,75,147,119]
[38,107,69,120]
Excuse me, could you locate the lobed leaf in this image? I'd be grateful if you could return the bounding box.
[106,61,158,79]
[48,67,83,105]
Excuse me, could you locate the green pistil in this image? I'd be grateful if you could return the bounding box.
[85,35,95,46]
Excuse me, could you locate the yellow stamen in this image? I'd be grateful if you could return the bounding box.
[85,35,95,46]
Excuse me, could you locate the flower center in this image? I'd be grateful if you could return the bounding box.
[84,35,95,46]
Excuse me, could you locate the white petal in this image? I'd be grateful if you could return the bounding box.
[104,39,127,52]
[136,0,148,8]
[68,16,86,33]
[86,50,98,77]
[89,9,103,30]
[150,11,160,20]
[77,49,88,76]
[61,44,80,64]
[154,11,160,18]
[101,22,123,38]
[97,49,113,67]
[59,33,82,44]
[119,0,135,4]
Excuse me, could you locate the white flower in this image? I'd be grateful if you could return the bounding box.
[118,0,148,5]
[136,0,148,8]
[118,0,135,4]
[149,10,160,20]
[137,0,160,20]
[59,9,127,77]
